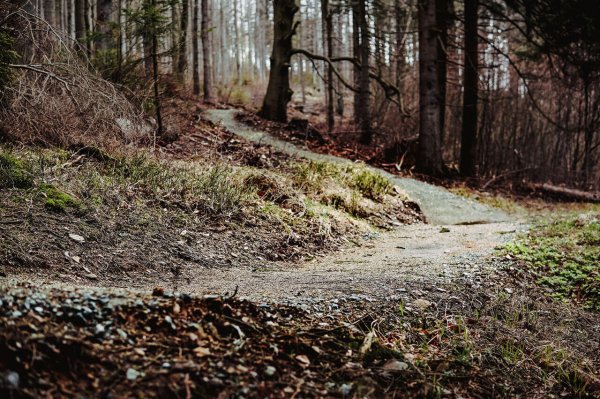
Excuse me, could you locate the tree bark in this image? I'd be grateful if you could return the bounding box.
[321,0,334,133]
[356,0,371,144]
[43,0,56,26]
[460,0,478,177]
[417,0,443,176]
[192,0,200,95]
[435,0,448,142]
[258,0,299,123]
[201,0,213,102]
[96,0,112,50]
[176,0,189,80]
[74,0,86,43]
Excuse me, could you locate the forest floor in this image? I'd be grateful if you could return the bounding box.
[0,104,599,398]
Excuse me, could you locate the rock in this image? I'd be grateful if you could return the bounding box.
[339,383,353,396]
[126,368,140,381]
[3,371,19,389]
[152,287,165,297]
[382,359,409,372]
[116,329,128,339]
[95,324,106,335]
[265,366,276,376]
[412,299,432,310]
[68,234,85,243]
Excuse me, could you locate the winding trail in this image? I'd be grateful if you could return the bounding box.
[205,109,510,225]
[186,109,525,304]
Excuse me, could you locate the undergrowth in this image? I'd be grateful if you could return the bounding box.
[502,212,600,310]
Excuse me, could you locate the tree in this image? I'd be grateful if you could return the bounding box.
[321,0,334,133]
[355,0,371,144]
[258,0,298,123]
[97,0,113,50]
[201,0,213,102]
[460,0,478,177]
[176,0,189,80]
[192,0,199,94]
[417,0,443,176]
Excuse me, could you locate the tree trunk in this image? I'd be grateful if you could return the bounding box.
[258,0,298,123]
[460,0,478,177]
[233,0,242,85]
[435,0,448,143]
[192,0,200,95]
[352,4,360,121]
[417,0,443,176]
[357,0,371,144]
[96,0,112,50]
[151,0,163,139]
[74,0,86,43]
[43,0,56,26]
[201,0,213,102]
[321,0,334,133]
[176,0,189,80]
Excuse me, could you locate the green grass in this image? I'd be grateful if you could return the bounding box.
[502,213,600,310]
[293,160,394,203]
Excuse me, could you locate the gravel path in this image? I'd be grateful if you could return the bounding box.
[204,109,511,225]
[195,109,525,304]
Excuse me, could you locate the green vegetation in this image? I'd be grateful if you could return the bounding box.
[293,160,395,203]
[502,212,600,310]
[0,152,33,189]
[40,184,81,212]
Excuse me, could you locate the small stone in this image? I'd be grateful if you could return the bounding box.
[68,233,85,243]
[4,371,19,389]
[412,299,432,310]
[126,368,140,381]
[504,287,514,294]
[382,359,409,372]
[162,362,171,369]
[11,310,22,318]
[265,366,276,376]
[152,287,165,297]
[339,383,352,396]
[95,324,106,335]
[117,328,128,339]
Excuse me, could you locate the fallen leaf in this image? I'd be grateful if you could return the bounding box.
[296,354,310,366]
[193,347,211,357]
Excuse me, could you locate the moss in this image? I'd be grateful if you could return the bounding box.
[40,184,81,212]
[501,213,600,310]
[0,152,33,189]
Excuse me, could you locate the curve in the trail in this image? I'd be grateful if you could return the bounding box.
[204,109,511,225]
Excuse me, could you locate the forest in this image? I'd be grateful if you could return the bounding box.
[0,0,599,398]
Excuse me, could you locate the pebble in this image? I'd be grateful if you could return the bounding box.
[95,324,106,335]
[126,368,140,381]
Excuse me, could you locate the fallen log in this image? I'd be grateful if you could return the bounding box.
[526,183,600,202]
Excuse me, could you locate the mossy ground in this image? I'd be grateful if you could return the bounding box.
[502,210,600,310]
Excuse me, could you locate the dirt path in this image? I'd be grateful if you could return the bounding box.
[188,109,525,305]
[204,109,510,225]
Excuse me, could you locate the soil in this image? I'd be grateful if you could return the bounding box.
[1,104,599,398]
